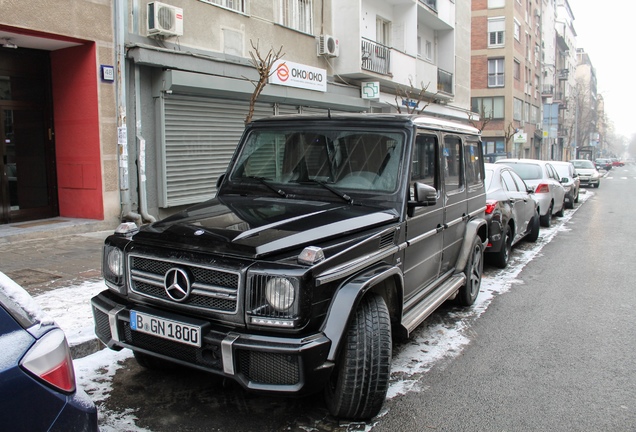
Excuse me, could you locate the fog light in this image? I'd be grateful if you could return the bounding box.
[265,278,295,312]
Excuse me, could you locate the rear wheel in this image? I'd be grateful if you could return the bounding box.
[324,293,392,420]
[457,236,484,306]
[574,189,580,203]
[492,224,512,269]
[539,203,552,227]
[594,182,600,189]
[526,210,540,242]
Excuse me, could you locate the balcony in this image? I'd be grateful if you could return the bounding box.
[361,38,391,76]
[542,85,554,96]
[558,69,569,80]
[419,0,437,12]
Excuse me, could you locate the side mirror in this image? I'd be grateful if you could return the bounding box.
[526,186,535,194]
[216,173,226,188]
[414,182,438,206]
[561,177,569,183]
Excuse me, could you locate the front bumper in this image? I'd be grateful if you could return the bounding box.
[91,290,333,395]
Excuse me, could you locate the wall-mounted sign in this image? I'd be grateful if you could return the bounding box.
[361,82,379,99]
[513,132,528,144]
[101,65,115,82]
[269,60,327,92]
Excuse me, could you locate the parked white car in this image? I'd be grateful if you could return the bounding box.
[495,159,566,227]
[570,159,601,188]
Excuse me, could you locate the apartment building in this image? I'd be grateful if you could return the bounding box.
[471,0,545,159]
[2,0,473,225]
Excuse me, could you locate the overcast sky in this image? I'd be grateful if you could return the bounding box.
[568,0,635,139]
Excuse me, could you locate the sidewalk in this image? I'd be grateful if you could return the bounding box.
[0,217,118,358]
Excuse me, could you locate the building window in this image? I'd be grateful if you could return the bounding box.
[425,40,433,61]
[488,58,505,87]
[513,98,523,121]
[280,0,313,34]
[514,19,520,41]
[488,0,505,8]
[203,0,245,13]
[471,96,505,119]
[376,16,391,46]
[488,17,505,47]
[513,59,521,80]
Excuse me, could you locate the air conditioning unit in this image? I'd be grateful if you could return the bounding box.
[317,35,339,57]
[537,122,543,130]
[147,2,183,38]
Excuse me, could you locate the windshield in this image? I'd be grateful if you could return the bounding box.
[571,160,594,169]
[229,128,405,193]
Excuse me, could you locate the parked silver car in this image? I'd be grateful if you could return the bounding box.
[551,161,580,209]
[495,159,566,227]
[570,159,601,188]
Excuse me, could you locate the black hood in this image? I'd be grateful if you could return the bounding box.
[134,196,398,258]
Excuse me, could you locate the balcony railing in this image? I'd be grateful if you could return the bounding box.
[437,68,453,95]
[542,85,554,96]
[361,38,391,76]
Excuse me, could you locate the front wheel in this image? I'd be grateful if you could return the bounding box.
[324,293,392,420]
[540,203,552,227]
[457,236,484,306]
[526,210,540,242]
[492,225,512,269]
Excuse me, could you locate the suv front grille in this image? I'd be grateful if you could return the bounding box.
[129,255,240,313]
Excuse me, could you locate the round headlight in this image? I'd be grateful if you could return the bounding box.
[265,277,296,312]
[107,248,123,276]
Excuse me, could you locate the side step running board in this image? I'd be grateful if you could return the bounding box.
[401,274,466,337]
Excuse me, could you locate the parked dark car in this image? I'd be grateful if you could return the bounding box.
[595,158,612,171]
[91,113,488,420]
[484,163,540,268]
[0,272,98,431]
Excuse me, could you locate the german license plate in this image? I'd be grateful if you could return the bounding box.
[130,310,202,347]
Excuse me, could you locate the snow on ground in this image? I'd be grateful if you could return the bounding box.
[28,190,593,430]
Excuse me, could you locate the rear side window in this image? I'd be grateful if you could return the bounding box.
[509,163,542,180]
[464,139,483,188]
[443,135,462,193]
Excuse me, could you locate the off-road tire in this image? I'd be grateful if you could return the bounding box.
[457,236,484,306]
[324,293,392,421]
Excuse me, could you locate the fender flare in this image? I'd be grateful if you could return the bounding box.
[455,218,488,273]
[320,265,403,362]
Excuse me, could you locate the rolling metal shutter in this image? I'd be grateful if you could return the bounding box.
[160,95,273,207]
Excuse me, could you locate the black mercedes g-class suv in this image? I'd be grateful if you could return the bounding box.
[92,113,487,420]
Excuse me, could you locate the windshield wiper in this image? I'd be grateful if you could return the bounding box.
[243,176,289,198]
[300,179,353,204]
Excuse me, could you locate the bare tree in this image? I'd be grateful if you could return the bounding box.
[393,79,432,114]
[243,39,285,125]
[467,105,493,133]
[503,122,517,157]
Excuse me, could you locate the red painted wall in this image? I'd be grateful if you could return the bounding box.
[50,43,104,219]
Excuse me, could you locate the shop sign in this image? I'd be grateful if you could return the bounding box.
[269,60,327,92]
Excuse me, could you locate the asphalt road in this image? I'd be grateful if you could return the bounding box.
[100,165,636,431]
[375,165,636,431]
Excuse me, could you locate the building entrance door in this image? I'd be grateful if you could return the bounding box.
[0,48,58,224]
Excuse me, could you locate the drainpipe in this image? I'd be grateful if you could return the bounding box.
[115,0,142,225]
[134,64,156,224]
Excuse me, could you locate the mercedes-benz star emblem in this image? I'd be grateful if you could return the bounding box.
[164,268,191,302]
